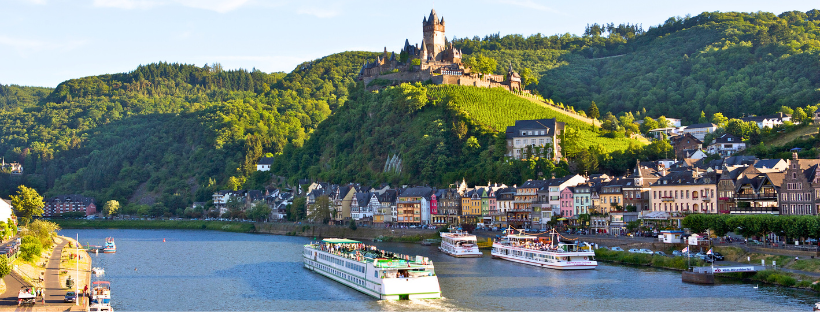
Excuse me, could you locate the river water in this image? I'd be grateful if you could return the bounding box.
[59,229,818,311]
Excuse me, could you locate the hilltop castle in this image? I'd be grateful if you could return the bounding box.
[359,9,524,93]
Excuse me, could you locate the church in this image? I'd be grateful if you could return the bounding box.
[359,9,524,93]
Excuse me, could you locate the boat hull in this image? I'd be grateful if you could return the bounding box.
[439,247,482,258]
[303,246,441,300]
[491,243,597,270]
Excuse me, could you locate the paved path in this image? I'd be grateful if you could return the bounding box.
[43,240,73,307]
[0,271,30,306]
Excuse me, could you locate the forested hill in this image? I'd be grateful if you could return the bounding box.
[455,10,820,124]
[271,84,652,187]
[0,51,377,210]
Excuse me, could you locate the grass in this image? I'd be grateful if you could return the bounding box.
[767,125,818,147]
[594,248,704,270]
[53,219,256,233]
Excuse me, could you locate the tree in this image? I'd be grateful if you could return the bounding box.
[0,256,10,279]
[288,197,307,221]
[698,111,708,123]
[793,107,808,124]
[711,113,728,128]
[656,116,671,128]
[640,117,658,133]
[10,185,44,225]
[725,119,750,139]
[520,68,538,88]
[247,201,272,222]
[308,195,332,224]
[348,220,358,231]
[587,101,600,119]
[103,200,120,217]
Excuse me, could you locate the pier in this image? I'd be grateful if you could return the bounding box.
[683,265,765,284]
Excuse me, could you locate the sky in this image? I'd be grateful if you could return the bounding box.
[3,0,819,87]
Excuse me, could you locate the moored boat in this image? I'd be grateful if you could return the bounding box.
[491,228,597,270]
[439,231,482,258]
[303,238,441,300]
[90,281,111,307]
[103,237,116,253]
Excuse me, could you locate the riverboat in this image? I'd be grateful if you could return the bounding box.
[491,228,597,270]
[439,231,482,258]
[303,238,441,300]
[103,237,116,253]
[90,281,112,307]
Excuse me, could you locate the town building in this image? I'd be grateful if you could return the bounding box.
[670,133,702,160]
[0,199,13,223]
[493,187,515,228]
[397,187,432,226]
[559,187,575,218]
[650,170,718,214]
[682,123,717,141]
[707,133,746,156]
[505,118,565,161]
[741,113,791,129]
[572,184,592,217]
[256,157,273,171]
[779,153,820,215]
[44,194,97,217]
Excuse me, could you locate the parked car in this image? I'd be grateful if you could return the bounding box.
[64,291,77,303]
[654,251,668,257]
[610,247,624,252]
[711,252,725,261]
[627,248,640,253]
[672,250,682,257]
[639,249,654,254]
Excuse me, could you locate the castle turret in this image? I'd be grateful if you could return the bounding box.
[423,9,446,62]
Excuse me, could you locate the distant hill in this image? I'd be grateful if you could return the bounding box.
[455,10,820,124]
[0,52,378,211]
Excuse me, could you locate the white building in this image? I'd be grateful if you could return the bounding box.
[505,118,565,160]
[682,123,717,141]
[0,199,13,223]
[707,133,746,156]
[256,157,274,171]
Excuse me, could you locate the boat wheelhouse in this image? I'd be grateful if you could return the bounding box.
[491,229,597,270]
[303,238,441,300]
[439,231,482,258]
[90,281,111,306]
[103,238,116,253]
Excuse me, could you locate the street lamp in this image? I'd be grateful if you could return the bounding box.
[75,233,79,306]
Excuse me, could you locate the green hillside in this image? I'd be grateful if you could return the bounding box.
[427,85,637,151]
[0,52,378,213]
[456,10,820,124]
[272,84,653,187]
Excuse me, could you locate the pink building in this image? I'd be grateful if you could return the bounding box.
[560,187,575,217]
[430,194,438,215]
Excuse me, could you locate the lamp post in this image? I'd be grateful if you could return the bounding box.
[75,233,79,306]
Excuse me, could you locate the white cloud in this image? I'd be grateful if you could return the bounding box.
[493,0,560,13]
[92,0,252,13]
[297,6,340,18]
[0,35,88,57]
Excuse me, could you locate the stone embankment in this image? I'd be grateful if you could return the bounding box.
[253,223,435,241]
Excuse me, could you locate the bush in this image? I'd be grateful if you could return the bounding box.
[20,242,42,262]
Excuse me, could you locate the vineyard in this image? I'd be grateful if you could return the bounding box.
[428,85,643,152]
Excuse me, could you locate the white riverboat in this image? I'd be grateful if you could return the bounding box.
[491,229,597,270]
[439,231,482,258]
[303,238,441,300]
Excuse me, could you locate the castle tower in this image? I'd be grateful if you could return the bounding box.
[422,9,446,62]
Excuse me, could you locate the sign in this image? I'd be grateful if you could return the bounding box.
[712,266,755,273]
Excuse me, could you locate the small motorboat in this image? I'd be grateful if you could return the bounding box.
[103,237,116,253]
[92,267,105,275]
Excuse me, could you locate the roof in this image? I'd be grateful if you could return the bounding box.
[398,186,432,198]
[754,159,786,170]
[257,157,274,165]
[322,238,362,244]
[685,123,717,129]
[505,118,565,139]
[711,133,743,144]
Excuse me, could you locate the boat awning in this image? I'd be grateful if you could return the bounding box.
[322,238,362,244]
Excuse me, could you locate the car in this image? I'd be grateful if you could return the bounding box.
[700,255,716,263]
[64,291,77,303]
[712,252,725,261]
[672,250,682,257]
[639,249,654,254]
[628,248,641,253]
[654,251,668,257]
[610,247,624,252]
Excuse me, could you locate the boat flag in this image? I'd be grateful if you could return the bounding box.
[681,246,689,253]
[706,248,713,255]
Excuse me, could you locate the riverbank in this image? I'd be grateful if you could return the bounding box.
[55,219,440,242]
[54,219,255,233]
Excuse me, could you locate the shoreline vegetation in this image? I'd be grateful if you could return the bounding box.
[54,219,256,233]
[594,248,820,292]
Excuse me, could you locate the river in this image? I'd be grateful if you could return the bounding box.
[59,229,818,311]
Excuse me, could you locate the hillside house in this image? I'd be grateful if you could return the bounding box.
[256,157,274,171]
[682,123,717,141]
[44,194,97,217]
[505,118,565,161]
[707,133,746,156]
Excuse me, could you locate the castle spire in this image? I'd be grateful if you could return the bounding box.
[427,9,438,25]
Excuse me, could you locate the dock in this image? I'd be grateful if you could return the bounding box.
[683,265,766,284]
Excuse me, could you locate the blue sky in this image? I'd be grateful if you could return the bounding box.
[3,0,818,87]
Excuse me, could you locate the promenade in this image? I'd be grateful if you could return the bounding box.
[0,236,89,311]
